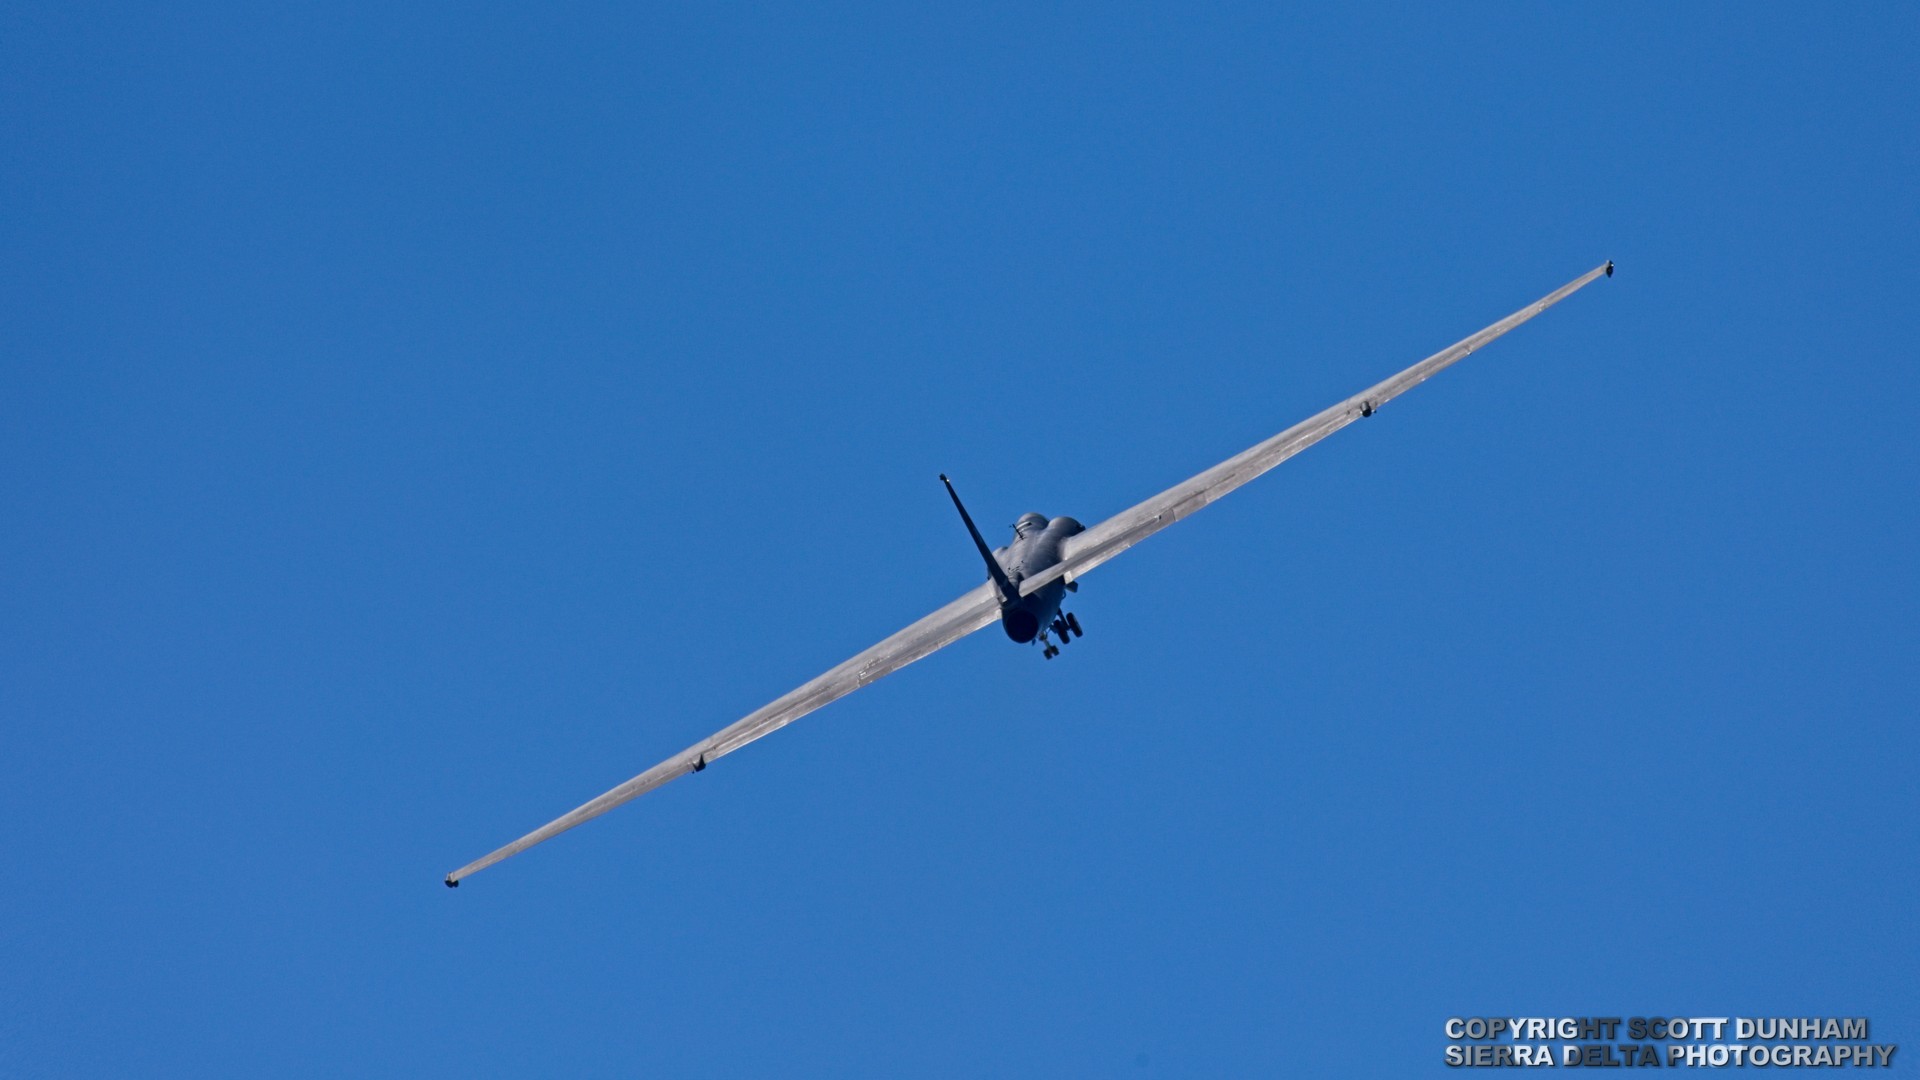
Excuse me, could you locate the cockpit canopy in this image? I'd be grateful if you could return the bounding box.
[1013,512,1049,538]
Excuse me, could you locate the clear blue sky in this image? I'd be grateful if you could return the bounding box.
[4,4,1915,1076]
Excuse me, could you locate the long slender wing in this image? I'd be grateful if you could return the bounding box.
[446,581,1001,884]
[1016,261,1612,599]
[448,262,1609,885]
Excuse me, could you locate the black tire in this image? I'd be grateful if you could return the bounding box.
[1066,612,1082,637]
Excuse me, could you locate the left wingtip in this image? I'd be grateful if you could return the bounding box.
[1604,260,1614,277]
[444,875,460,888]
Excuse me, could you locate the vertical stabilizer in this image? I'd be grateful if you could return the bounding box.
[940,475,1016,602]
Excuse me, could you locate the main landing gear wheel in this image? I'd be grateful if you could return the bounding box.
[1065,612,1082,638]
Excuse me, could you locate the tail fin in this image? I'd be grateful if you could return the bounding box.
[941,474,1015,602]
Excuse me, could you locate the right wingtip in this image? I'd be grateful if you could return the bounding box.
[444,875,459,888]
[1604,260,1614,277]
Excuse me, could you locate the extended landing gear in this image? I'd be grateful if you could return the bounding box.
[1040,612,1083,660]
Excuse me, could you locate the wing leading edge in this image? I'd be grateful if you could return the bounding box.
[445,261,1610,885]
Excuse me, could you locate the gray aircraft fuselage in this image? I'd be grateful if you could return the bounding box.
[991,512,1083,642]
[938,475,1085,651]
